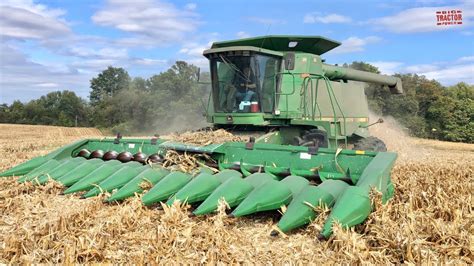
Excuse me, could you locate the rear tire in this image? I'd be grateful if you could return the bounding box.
[353,137,387,152]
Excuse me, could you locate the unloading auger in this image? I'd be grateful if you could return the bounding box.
[1,35,402,239]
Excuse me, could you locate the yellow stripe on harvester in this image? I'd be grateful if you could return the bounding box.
[355,150,365,155]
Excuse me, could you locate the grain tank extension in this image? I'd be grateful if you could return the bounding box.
[1,36,402,240]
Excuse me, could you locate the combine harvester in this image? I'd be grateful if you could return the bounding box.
[1,36,403,239]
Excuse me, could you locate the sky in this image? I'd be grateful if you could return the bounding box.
[0,0,473,103]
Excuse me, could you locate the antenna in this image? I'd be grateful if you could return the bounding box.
[259,23,272,49]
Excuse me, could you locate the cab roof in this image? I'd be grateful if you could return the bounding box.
[210,35,341,55]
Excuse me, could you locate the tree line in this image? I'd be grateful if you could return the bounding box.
[0,61,472,142]
[0,61,208,134]
[348,62,473,143]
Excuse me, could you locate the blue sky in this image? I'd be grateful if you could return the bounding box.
[0,0,473,103]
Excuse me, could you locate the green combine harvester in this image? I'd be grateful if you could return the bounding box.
[1,36,402,239]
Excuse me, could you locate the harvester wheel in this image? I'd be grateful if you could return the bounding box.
[353,137,387,152]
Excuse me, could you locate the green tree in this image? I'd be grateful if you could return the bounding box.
[147,61,198,98]
[8,101,26,123]
[130,77,148,91]
[35,91,89,126]
[89,67,131,126]
[446,82,474,99]
[0,91,89,127]
[427,83,474,142]
[0,104,9,122]
[92,61,207,134]
[89,66,130,106]
[347,61,380,74]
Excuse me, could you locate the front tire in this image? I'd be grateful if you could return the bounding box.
[294,129,329,148]
[353,136,387,152]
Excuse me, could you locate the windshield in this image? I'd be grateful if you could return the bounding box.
[210,52,281,113]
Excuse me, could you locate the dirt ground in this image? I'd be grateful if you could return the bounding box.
[0,123,472,264]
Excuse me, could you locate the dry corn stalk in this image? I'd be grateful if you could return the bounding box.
[0,123,473,264]
[168,128,245,145]
[162,150,215,173]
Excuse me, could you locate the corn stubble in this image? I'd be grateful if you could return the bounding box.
[0,123,472,264]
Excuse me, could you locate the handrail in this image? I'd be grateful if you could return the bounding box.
[274,71,296,118]
[298,74,348,147]
[270,71,348,147]
[322,76,347,146]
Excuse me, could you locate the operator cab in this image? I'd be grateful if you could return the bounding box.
[207,51,282,114]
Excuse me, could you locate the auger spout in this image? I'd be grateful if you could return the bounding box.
[322,64,403,94]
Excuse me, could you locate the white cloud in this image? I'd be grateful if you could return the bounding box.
[96,48,128,59]
[247,17,286,25]
[177,40,214,69]
[185,3,197,10]
[71,59,123,72]
[236,31,250,38]
[415,0,448,4]
[69,47,128,59]
[35,82,59,88]
[0,44,90,103]
[458,56,474,62]
[422,64,474,84]
[0,1,70,40]
[179,41,213,57]
[404,64,440,73]
[64,45,160,74]
[0,0,196,103]
[369,3,473,33]
[183,58,209,69]
[331,36,381,54]
[304,13,352,24]
[113,37,158,48]
[133,58,167,65]
[369,61,404,75]
[369,57,474,85]
[92,0,199,42]
[0,0,67,18]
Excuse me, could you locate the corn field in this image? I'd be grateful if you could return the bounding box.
[0,123,472,264]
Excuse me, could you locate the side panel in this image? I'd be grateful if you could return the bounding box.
[309,81,368,120]
[300,80,369,137]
